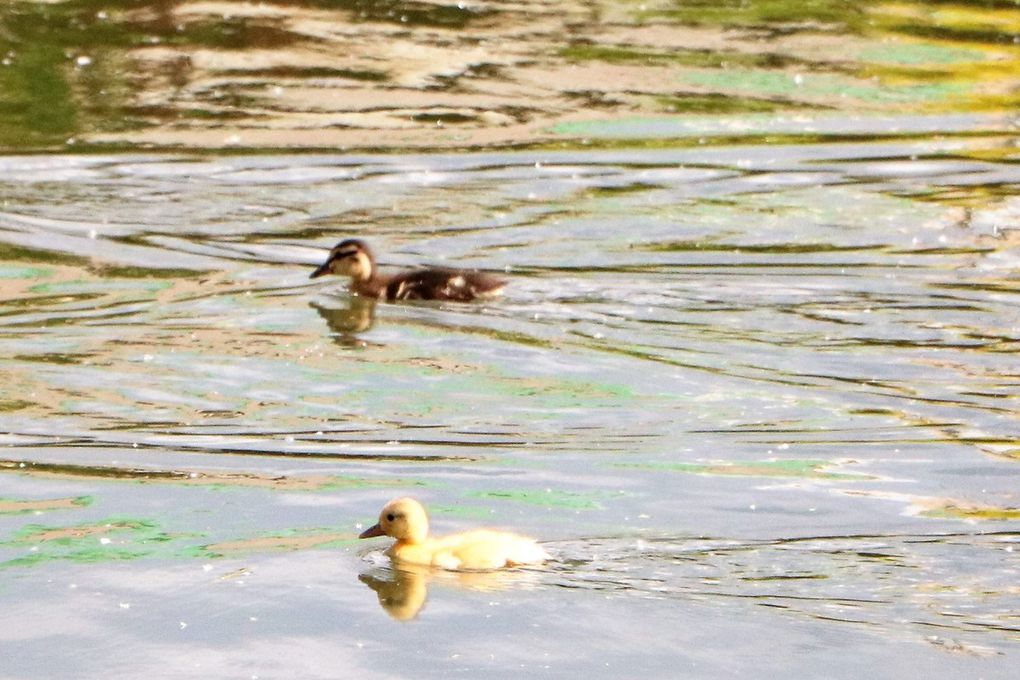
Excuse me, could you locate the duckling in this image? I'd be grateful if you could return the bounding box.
[359,497,549,571]
[309,239,505,302]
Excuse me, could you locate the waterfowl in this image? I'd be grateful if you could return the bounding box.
[309,239,505,302]
[359,497,549,571]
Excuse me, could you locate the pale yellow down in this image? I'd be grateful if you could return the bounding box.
[359,497,549,571]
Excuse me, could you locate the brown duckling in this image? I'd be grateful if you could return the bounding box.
[309,239,505,302]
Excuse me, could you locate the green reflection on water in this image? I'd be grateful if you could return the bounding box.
[0,0,143,148]
[337,0,489,28]
[0,42,77,147]
[1,0,1019,150]
[0,244,88,266]
[559,44,800,70]
[635,0,865,29]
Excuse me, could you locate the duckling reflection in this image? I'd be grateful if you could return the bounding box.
[359,564,429,621]
[310,296,377,344]
[358,561,539,621]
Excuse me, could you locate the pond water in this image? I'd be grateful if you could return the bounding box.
[0,139,1017,678]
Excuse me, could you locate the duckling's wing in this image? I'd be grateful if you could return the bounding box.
[387,268,505,302]
[439,530,547,570]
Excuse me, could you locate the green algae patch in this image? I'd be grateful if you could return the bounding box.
[12,517,161,545]
[1,516,194,569]
[614,458,874,481]
[188,528,359,559]
[0,400,34,412]
[635,0,864,30]
[28,279,174,295]
[857,42,988,66]
[656,93,789,114]
[0,495,92,515]
[0,515,363,568]
[0,458,421,492]
[178,473,425,493]
[468,489,614,510]
[429,503,500,520]
[0,265,53,280]
[681,69,968,106]
[843,490,1020,522]
[317,476,426,492]
[559,44,794,70]
[920,504,1020,521]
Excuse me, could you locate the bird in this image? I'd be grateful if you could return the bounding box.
[309,239,506,302]
[358,497,549,570]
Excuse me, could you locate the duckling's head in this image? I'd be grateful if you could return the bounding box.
[310,239,375,281]
[359,497,430,544]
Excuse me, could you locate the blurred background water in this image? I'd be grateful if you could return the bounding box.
[0,1,1018,678]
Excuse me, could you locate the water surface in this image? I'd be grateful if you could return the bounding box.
[2,0,1020,676]
[0,139,1018,678]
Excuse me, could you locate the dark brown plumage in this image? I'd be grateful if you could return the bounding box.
[309,239,506,302]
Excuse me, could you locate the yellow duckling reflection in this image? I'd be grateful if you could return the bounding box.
[358,497,549,570]
[359,565,430,621]
[359,561,540,621]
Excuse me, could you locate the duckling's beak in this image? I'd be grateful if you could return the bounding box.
[359,523,385,539]
[310,259,332,279]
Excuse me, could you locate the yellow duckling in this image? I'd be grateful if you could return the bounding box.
[358,497,549,571]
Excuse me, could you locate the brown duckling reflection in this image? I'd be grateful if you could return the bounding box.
[358,561,538,621]
[310,239,506,302]
[310,296,377,343]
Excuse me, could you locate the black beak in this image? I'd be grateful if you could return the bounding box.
[310,260,332,279]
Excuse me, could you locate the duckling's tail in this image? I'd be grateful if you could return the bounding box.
[507,541,551,567]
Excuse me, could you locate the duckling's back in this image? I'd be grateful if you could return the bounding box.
[386,268,505,302]
[418,529,548,570]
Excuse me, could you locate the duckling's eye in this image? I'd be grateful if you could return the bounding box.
[386,513,395,522]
